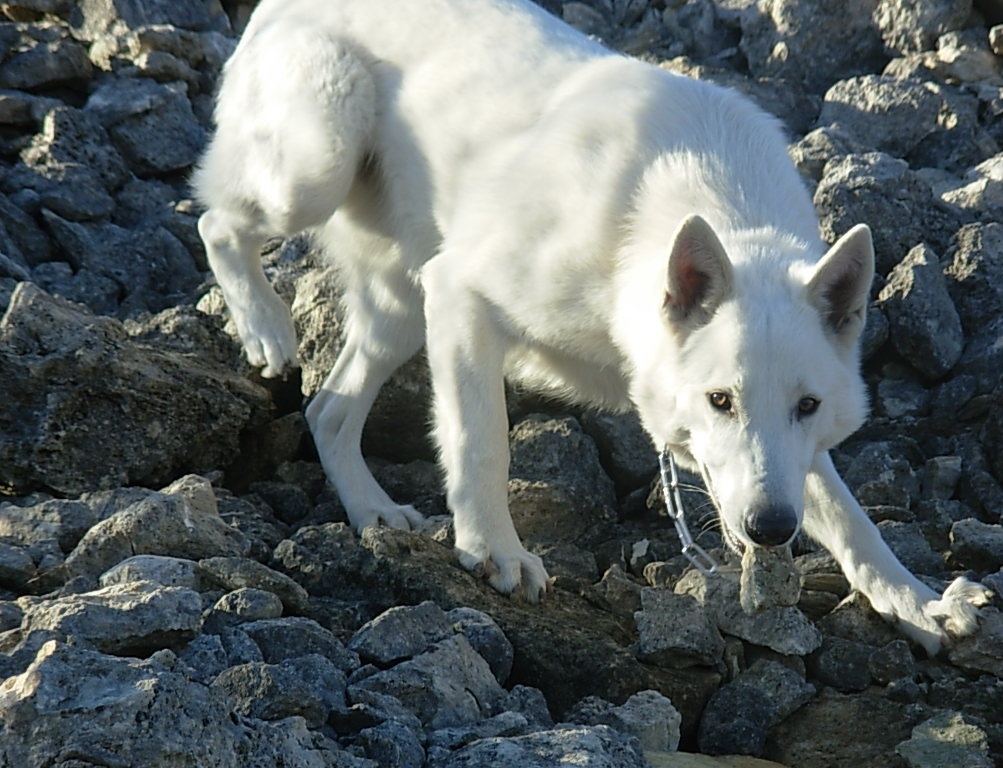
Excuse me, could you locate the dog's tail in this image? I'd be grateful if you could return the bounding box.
[194,15,377,235]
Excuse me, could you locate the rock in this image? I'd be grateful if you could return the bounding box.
[806,636,875,693]
[578,410,658,494]
[633,587,725,667]
[944,222,1003,333]
[429,724,647,768]
[878,243,965,381]
[18,580,202,655]
[447,606,514,684]
[675,569,822,656]
[814,152,962,275]
[198,556,311,615]
[733,659,815,726]
[68,0,230,39]
[947,607,1003,677]
[0,286,270,496]
[100,554,203,590]
[697,682,772,757]
[239,616,360,672]
[923,456,963,500]
[211,654,348,727]
[63,475,249,580]
[507,414,617,544]
[874,0,973,55]
[0,543,37,591]
[739,545,800,613]
[868,639,918,685]
[895,711,993,768]
[818,76,946,159]
[949,518,1003,571]
[350,634,506,729]
[356,720,425,768]
[569,689,682,752]
[349,601,456,666]
[739,0,885,93]
[212,587,284,620]
[0,36,92,91]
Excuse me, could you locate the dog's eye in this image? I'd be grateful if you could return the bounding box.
[708,391,733,413]
[798,396,820,417]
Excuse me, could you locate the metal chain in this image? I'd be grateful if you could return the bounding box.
[658,447,719,575]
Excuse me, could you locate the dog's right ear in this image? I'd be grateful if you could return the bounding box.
[664,214,733,329]
[807,223,874,345]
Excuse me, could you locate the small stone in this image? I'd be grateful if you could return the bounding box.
[212,588,284,621]
[808,637,874,693]
[446,606,513,685]
[740,545,801,613]
[734,659,816,726]
[197,556,310,615]
[868,639,917,685]
[947,608,1003,678]
[949,519,1003,571]
[99,555,201,590]
[697,682,772,757]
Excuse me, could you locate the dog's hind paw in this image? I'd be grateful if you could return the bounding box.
[457,542,552,603]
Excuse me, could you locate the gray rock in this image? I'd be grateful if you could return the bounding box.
[740,544,800,613]
[357,720,426,768]
[946,607,1003,679]
[64,475,249,580]
[874,0,973,54]
[68,0,230,39]
[868,639,918,685]
[675,569,822,656]
[100,554,203,590]
[739,0,885,93]
[734,659,815,726]
[211,654,347,727]
[949,518,1003,571]
[633,587,725,667]
[568,690,682,752]
[807,636,875,693]
[212,587,284,621]
[578,410,657,494]
[895,711,993,768]
[446,606,513,685]
[198,556,311,615]
[818,76,945,159]
[239,616,360,672]
[923,456,963,500]
[0,36,92,91]
[814,153,962,275]
[349,601,456,666]
[18,580,202,655]
[697,682,772,757]
[351,634,506,729]
[944,222,1003,333]
[876,520,946,575]
[0,286,270,496]
[878,243,965,381]
[0,542,37,591]
[430,724,646,768]
[507,414,617,544]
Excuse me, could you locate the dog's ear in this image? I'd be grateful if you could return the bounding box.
[664,214,733,329]
[807,223,874,344]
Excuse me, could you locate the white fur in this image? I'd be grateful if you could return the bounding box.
[194,0,989,653]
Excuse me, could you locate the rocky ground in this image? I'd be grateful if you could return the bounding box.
[1,0,1003,766]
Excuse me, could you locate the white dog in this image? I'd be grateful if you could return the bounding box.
[194,0,989,653]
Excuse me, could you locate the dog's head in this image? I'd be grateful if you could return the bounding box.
[634,214,874,550]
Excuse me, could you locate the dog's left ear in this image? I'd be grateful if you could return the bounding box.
[807,223,874,344]
[664,214,734,330]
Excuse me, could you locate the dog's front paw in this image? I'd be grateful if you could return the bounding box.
[905,577,992,655]
[456,540,552,602]
[349,502,425,532]
[232,291,298,377]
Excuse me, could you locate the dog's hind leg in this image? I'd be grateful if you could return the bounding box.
[193,21,376,377]
[803,452,991,655]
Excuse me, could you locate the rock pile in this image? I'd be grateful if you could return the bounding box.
[1,1,1003,766]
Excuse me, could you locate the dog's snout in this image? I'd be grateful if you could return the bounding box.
[745,505,798,547]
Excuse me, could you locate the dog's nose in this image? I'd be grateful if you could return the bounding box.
[745,505,798,547]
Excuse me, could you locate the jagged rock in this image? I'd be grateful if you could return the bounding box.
[697,682,772,757]
[429,724,647,768]
[878,243,965,381]
[568,690,682,752]
[349,601,456,667]
[239,616,360,672]
[895,711,993,768]
[100,554,204,590]
[63,475,249,580]
[198,555,311,615]
[17,580,202,655]
[874,0,973,55]
[633,588,725,668]
[739,0,885,93]
[0,286,270,495]
[446,606,514,685]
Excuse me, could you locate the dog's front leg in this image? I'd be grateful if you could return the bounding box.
[422,260,550,602]
[803,452,990,655]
